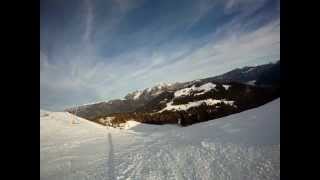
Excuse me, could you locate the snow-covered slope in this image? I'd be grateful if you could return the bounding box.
[158,98,235,113]
[174,82,217,97]
[41,98,280,180]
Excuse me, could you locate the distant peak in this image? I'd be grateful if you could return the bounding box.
[155,82,172,88]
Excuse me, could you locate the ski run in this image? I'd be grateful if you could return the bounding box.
[41,98,280,180]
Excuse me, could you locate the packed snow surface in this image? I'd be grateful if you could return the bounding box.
[119,120,142,130]
[41,99,280,180]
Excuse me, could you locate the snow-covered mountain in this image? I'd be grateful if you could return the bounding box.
[206,60,280,86]
[108,81,279,127]
[41,98,280,180]
[124,82,185,101]
[65,61,280,126]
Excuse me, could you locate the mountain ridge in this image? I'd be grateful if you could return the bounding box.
[65,60,280,126]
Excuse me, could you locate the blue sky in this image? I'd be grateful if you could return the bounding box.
[40,0,280,111]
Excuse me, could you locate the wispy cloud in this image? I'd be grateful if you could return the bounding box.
[40,0,279,110]
[83,0,94,42]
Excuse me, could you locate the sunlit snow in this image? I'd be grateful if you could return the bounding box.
[41,99,280,180]
[174,83,217,97]
[158,99,235,113]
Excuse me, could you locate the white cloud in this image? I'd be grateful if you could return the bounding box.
[40,0,279,110]
[83,0,94,42]
[224,0,267,14]
[127,17,280,84]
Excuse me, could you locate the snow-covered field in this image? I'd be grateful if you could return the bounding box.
[40,99,280,180]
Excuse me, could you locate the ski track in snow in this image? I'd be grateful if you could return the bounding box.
[41,99,280,180]
[107,133,116,180]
